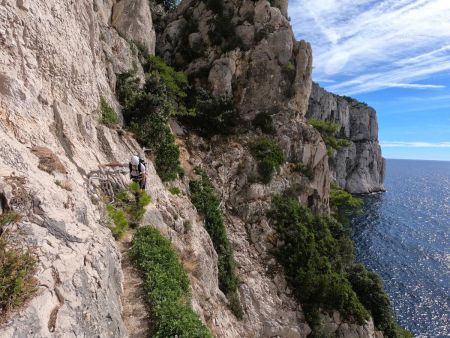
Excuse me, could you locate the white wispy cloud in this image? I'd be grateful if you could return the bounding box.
[381,141,450,148]
[290,0,450,94]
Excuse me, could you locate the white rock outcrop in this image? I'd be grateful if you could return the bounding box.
[307,83,385,193]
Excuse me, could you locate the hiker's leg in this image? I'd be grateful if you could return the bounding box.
[140,176,146,190]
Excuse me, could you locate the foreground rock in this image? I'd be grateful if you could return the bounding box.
[0,0,153,336]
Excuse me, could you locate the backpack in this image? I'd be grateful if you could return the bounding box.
[129,158,146,174]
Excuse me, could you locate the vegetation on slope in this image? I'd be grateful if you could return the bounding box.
[268,192,412,337]
[189,169,243,319]
[252,112,276,135]
[183,88,239,138]
[268,195,368,326]
[0,212,37,320]
[99,96,119,127]
[329,184,363,225]
[307,119,352,156]
[250,137,285,184]
[107,182,151,239]
[130,226,212,337]
[348,264,412,338]
[116,56,190,181]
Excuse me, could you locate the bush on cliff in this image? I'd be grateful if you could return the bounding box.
[116,56,188,181]
[347,265,413,338]
[268,195,369,325]
[183,88,239,137]
[0,214,37,318]
[130,226,212,337]
[268,194,412,337]
[189,169,243,319]
[100,96,119,127]
[307,119,352,156]
[107,182,151,239]
[252,112,276,135]
[251,138,285,184]
[329,184,363,225]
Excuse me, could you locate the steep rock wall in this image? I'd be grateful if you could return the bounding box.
[307,83,385,193]
[0,0,153,336]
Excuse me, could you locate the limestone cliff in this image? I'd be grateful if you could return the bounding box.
[0,0,385,337]
[0,0,150,336]
[307,83,385,193]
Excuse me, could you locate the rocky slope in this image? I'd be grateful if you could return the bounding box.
[158,0,383,336]
[307,83,385,193]
[0,0,385,337]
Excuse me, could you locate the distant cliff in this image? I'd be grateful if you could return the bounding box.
[307,83,385,193]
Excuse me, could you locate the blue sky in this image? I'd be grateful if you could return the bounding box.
[289,0,450,161]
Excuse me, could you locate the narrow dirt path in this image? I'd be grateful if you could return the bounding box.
[118,229,152,338]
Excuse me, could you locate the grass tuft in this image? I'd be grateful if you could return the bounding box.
[100,96,119,127]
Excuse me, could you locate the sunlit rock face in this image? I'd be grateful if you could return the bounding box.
[307,83,385,193]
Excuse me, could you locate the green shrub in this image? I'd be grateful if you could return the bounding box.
[189,170,243,318]
[282,62,296,82]
[116,57,187,181]
[169,187,181,195]
[267,195,369,326]
[107,182,151,238]
[252,112,276,134]
[0,238,37,315]
[307,119,352,156]
[146,56,192,116]
[130,226,212,337]
[347,265,412,337]
[155,134,183,182]
[185,88,239,137]
[116,73,140,123]
[107,204,129,239]
[329,184,363,225]
[292,162,314,180]
[250,138,285,184]
[100,96,119,127]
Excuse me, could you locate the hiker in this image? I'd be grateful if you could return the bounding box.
[129,155,146,190]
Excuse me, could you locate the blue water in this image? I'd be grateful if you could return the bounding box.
[352,159,450,337]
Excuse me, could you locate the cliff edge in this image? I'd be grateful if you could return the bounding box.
[307,83,385,193]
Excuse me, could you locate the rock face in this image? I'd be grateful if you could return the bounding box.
[0,0,153,336]
[307,83,385,193]
[112,0,156,55]
[0,0,385,337]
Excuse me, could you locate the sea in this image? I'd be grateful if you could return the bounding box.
[351,159,450,337]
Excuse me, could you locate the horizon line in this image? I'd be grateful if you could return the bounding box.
[384,157,450,162]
